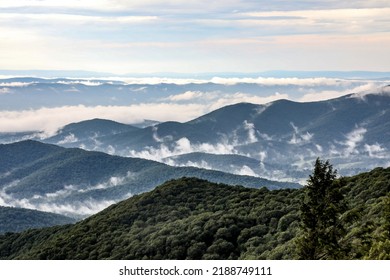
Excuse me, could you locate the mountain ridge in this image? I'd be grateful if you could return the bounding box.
[0,206,75,234]
[0,166,388,260]
[1,89,390,183]
[0,140,299,218]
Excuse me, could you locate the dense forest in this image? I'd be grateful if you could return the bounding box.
[0,166,389,260]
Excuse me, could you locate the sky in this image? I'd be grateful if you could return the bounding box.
[0,0,389,74]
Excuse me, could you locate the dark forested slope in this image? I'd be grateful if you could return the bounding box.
[0,166,389,260]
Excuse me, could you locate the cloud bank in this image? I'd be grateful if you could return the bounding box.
[0,104,206,135]
[0,77,388,134]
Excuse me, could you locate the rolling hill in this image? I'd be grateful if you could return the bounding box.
[0,140,299,218]
[39,88,390,182]
[0,206,75,234]
[0,166,388,260]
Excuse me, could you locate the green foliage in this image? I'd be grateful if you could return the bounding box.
[0,165,389,260]
[297,158,347,259]
[0,178,300,260]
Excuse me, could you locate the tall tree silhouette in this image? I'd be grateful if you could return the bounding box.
[298,158,346,259]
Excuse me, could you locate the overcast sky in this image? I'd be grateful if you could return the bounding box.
[0,0,389,74]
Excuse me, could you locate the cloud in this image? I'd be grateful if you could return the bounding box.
[165,91,210,101]
[240,8,390,35]
[56,80,104,86]
[236,165,257,177]
[0,82,33,87]
[1,0,389,74]
[364,143,386,158]
[209,92,288,111]
[0,172,136,216]
[259,151,267,162]
[288,122,314,145]
[299,82,390,102]
[342,126,367,156]
[0,103,206,135]
[114,77,209,85]
[130,137,237,162]
[350,84,390,99]
[57,133,78,145]
[2,197,119,217]
[243,120,258,143]
[289,133,313,145]
[173,160,213,170]
[0,13,159,26]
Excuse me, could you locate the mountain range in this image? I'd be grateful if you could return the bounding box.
[2,86,386,183]
[0,140,298,218]
[0,80,389,259]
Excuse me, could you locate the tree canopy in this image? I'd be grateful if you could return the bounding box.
[0,165,389,260]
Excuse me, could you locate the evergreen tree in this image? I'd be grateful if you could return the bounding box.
[367,193,390,259]
[298,158,346,259]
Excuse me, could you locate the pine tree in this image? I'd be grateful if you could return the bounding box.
[297,158,346,259]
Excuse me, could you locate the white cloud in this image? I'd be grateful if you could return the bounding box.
[0,171,136,216]
[289,132,313,145]
[172,160,213,170]
[236,165,257,177]
[114,76,358,87]
[209,77,347,86]
[343,126,367,156]
[0,82,33,87]
[56,80,104,86]
[259,151,267,162]
[151,126,173,143]
[0,103,206,134]
[0,13,159,26]
[241,8,390,34]
[301,132,314,142]
[6,197,119,217]
[350,84,390,99]
[364,143,386,158]
[288,122,314,145]
[129,137,237,162]
[57,133,78,145]
[209,92,288,111]
[115,77,209,85]
[243,120,258,143]
[165,91,209,101]
[299,82,390,102]
[290,122,299,134]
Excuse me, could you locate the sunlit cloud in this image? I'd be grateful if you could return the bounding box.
[0,104,206,135]
[0,1,389,73]
[0,13,159,25]
[300,82,390,102]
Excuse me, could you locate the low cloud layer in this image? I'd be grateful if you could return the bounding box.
[130,137,237,162]
[0,77,388,135]
[0,104,206,135]
[0,173,135,217]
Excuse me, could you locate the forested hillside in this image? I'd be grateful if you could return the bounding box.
[0,166,389,260]
[0,207,75,234]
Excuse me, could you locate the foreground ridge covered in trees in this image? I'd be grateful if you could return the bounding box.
[0,165,389,260]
